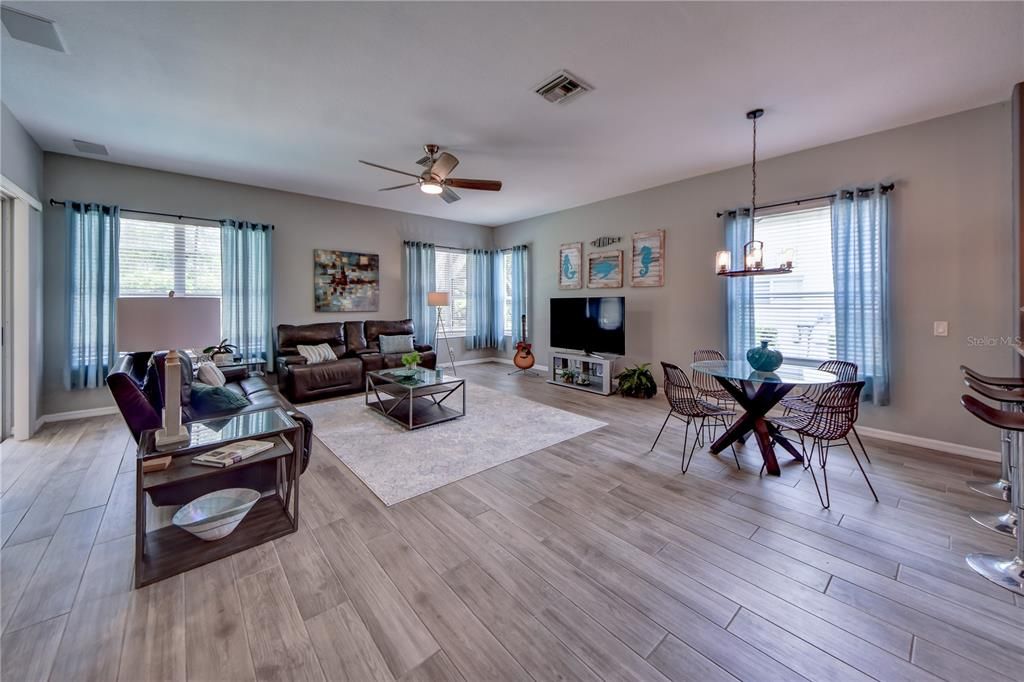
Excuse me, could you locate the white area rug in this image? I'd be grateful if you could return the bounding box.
[302,384,606,506]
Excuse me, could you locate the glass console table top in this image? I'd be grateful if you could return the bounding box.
[144,407,297,454]
[690,360,837,385]
[370,366,460,388]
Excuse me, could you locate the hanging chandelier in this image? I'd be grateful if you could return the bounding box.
[716,109,794,278]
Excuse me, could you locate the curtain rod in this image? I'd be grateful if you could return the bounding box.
[48,199,274,229]
[715,183,895,218]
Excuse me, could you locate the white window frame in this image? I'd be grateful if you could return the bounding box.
[118,217,222,299]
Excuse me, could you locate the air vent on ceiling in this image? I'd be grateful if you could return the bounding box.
[73,139,108,156]
[534,70,592,104]
[1,7,65,53]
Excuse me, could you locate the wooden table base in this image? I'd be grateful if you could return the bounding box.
[707,377,803,476]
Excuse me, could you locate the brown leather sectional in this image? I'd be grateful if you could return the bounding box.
[275,319,437,402]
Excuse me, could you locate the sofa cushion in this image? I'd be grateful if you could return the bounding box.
[277,322,345,357]
[379,334,415,354]
[344,321,367,354]
[196,362,227,387]
[365,319,416,350]
[190,381,252,413]
[297,343,336,364]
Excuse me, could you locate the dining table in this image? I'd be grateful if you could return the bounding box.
[690,360,838,476]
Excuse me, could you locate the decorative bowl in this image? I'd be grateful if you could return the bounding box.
[172,488,260,541]
[746,340,783,372]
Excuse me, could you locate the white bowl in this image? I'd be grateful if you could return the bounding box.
[172,488,260,541]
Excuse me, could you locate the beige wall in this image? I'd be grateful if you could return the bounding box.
[496,103,1014,451]
[41,154,495,415]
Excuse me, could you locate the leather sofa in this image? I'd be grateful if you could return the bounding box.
[107,350,313,505]
[276,319,437,402]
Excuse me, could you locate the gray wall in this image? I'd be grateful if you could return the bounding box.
[1,103,43,198]
[42,154,496,415]
[495,103,1014,451]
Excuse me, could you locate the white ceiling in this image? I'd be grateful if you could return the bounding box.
[3,2,1022,226]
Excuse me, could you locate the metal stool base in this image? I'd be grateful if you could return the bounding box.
[965,554,1024,596]
[967,479,1012,501]
[970,510,1018,537]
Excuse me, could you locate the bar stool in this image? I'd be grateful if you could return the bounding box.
[960,365,1022,501]
[960,394,1024,595]
[962,377,1021,537]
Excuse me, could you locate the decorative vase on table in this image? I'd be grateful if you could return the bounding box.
[747,340,783,372]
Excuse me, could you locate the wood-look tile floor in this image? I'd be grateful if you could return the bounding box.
[2,363,1022,681]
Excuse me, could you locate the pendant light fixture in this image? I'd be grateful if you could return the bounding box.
[716,109,795,277]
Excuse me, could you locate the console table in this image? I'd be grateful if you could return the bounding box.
[547,351,616,395]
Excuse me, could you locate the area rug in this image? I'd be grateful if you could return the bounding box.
[301,384,606,505]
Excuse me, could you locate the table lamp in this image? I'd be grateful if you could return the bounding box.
[116,293,220,449]
[427,291,457,375]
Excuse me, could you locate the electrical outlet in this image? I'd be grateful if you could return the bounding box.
[933,321,949,337]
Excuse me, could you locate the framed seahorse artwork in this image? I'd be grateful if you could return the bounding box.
[587,250,623,288]
[558,242,583,289]
[631,229,665,287]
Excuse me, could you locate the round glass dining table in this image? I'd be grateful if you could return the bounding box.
[690,360,837,476]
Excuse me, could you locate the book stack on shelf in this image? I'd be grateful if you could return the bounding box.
[192,439,274,468]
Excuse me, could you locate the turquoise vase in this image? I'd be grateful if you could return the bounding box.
[747,340,783,372]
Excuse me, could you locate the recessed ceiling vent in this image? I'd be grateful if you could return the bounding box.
[1,7,65,53]
[534,70,592,104]
[73,139,108,156]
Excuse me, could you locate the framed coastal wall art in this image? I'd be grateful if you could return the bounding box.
[558,242,583,289]
[587,250,623,288]
[631,229,665,287]
[313,249,380,312]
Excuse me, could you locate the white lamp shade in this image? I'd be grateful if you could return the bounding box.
[427,291,450,307]
[116,296,221,351]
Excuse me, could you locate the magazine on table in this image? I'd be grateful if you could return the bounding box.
[192,439,275,468]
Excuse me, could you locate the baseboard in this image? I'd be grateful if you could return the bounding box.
[37,405,119,427]
[855,425,999,463]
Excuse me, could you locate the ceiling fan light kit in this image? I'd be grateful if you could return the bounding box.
[359,144,503,205]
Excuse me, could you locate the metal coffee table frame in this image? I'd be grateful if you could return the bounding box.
[365,370,466,430]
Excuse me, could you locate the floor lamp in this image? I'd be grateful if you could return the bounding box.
[428,291,457,376]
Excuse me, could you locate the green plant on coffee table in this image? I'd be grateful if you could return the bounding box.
[202,339,238,356]
[401,351,422,368]
[616,363,658,399]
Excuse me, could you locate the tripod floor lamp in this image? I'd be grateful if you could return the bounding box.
[428,291,457,375]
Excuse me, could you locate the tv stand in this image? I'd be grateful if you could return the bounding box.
[547,351,616,396]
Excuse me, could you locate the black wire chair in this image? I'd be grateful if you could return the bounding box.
[780,360,871,463]
[769,380,877,509]
[692,349,735,408]
[650,362,738,473]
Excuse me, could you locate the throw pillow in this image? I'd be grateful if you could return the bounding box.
[196,362,227,387]
[379,334,415,354]
[297,343,335,364]
[190,382,251,413]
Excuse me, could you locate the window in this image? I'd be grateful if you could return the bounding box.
[502,250,513,336]
[752,203,836,363]
[434,248,468,335]
[118,217,221,297]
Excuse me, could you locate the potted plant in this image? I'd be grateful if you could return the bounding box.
[401,350,421,369]
[202,339,238,366]
[616,363,658,399]
[559,367,578,384]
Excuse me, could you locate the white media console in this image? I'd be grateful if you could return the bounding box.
[547,351,617,396]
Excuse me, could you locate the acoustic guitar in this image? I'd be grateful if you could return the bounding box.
[512,314,535,370]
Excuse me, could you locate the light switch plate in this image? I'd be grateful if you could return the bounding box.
[933,321,949,337]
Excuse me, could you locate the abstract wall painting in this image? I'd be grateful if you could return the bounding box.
[558,242,583,289]
[631,229,665,287]
[587,250,623,288]
[313,249,380,312]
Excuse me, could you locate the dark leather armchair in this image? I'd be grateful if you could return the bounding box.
[107,350,313,505]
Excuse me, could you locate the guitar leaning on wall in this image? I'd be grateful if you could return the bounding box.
[509,314,538,376]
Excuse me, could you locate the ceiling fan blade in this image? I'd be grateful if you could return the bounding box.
[440,187,461,204]
[430,152,459,181]
[378,182,418,191]
[358,160,421,179]
[445,178,502,192]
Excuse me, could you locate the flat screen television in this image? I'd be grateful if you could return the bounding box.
[550,296,625,356]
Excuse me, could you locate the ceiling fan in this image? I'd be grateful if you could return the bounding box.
[359,144,503,204]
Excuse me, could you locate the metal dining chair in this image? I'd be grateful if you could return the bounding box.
[650,362,738,473]
[780,360,870,463]
[692,349,735,408]
[769,381,877,509]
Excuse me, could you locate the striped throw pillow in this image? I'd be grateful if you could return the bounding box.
[297,343,335,364]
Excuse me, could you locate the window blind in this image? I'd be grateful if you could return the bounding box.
[435,248,468,334]
[502,250,513,335]
[752,203,836,363]
[119,217,221,297]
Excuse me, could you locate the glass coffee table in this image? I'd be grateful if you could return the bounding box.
[365,366,465,430]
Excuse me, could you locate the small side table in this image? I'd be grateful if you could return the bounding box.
[135,407,300,588]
